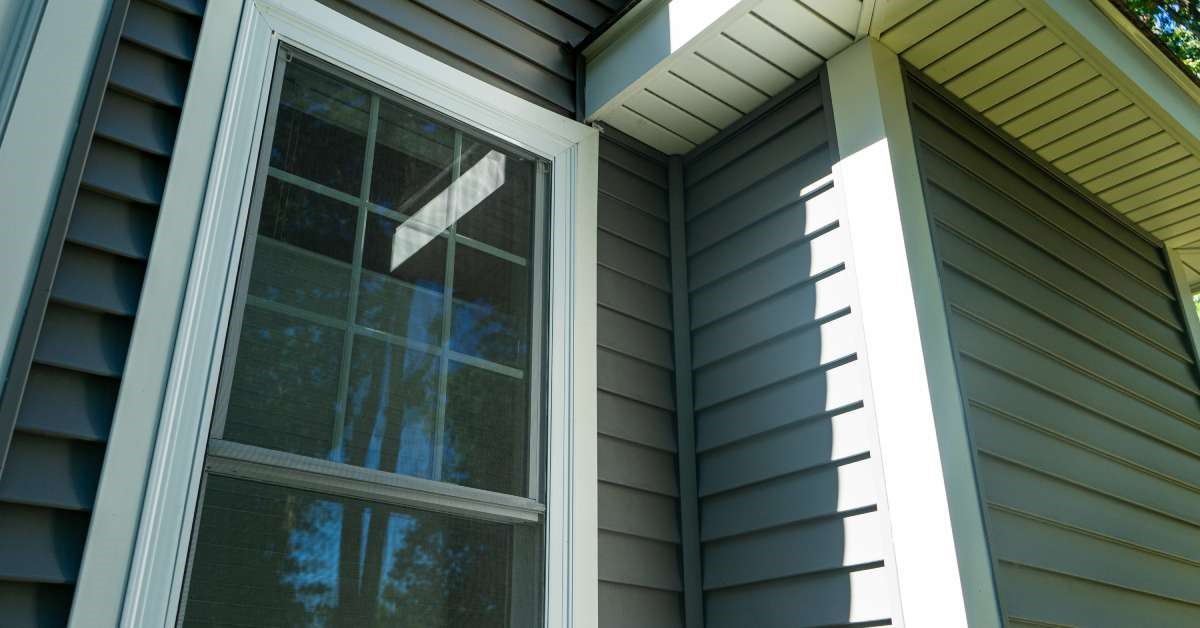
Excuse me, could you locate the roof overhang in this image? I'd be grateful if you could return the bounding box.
[581,0,866,152]
[586,0,1200,285]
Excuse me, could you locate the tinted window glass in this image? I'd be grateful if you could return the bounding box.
[218,58,541,488]
[183,52,547,628]
[183,477,535,628]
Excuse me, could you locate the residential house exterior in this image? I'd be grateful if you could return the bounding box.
[1,0,1199,626]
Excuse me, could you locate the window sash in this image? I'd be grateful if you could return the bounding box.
[207,47,549,508]
[109,1,598,624]
[204,439,545,523]
[177,44,550,627]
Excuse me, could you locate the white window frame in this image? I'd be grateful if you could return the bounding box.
[118,1,598,626]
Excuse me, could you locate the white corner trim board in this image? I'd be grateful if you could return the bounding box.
[0,0,48,139]
[1164,247,1200,383]
[827,39,1003,628]
[68,1,243,626]
[114,1,598,626]
[0,0,106,396]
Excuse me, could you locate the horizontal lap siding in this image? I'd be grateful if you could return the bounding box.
[596,134,684,627]
[320,0,620,118]
[6,1,620,626]
[908,77,1200,626]
[684,77,894,628]
[0,1,205,626]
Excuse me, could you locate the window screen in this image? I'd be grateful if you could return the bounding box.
[177,48,548,628]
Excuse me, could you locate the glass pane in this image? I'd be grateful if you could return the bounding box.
[270,62,369,196]
[219,53,544,493]
[224,308,343,458]
[450,245,530,369]
[442,363,528,495]
[370,99,456,212]
[356,212,446,345]
[340,336,438,476]
[181,476,539,627]
[248,178,356,320]
[454,137,535,256]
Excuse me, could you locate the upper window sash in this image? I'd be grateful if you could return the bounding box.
[114,1,598,626]
[204,46,550,508]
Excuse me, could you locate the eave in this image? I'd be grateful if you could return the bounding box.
[585,0,1200,285]
[581,0,866,153]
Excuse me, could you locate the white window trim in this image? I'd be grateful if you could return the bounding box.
[118,1,598,626]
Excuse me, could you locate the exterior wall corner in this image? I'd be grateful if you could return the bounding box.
[825,37,1003,628]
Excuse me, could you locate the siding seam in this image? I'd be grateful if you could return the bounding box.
[669,154,704,628]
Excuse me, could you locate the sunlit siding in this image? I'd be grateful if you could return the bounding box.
[683,74,895,628]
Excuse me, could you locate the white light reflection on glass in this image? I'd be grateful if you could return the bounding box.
[390,150,506,270]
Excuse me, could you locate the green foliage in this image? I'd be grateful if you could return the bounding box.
[1119,1,1200,77]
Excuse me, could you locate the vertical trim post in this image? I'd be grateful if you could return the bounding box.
[668,155,703,627]
[69,2,244,625]
[1165,247,1200,379]
[0,0,106,393]
[0,0,129,478]
[0,0,48,141]
[825,38,1002,628]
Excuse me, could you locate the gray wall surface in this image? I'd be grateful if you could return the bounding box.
[319,0,625,118]
[0,0,206,625]
[596,132,686,627]
[909,75,1200,626]
[0,1,627,626]
[682,75,895,627]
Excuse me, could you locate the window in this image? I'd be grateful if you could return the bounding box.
[175,49,549,627]
[117,3,596,625]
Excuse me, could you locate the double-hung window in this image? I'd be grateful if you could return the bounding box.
[178,48,548,627]
[113,2,598,626]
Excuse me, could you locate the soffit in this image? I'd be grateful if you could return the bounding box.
[588,0,1200,284]
[583,0,865,154]
[873,0,1200,286]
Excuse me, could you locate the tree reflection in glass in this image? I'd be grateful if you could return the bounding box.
[183,477,515,627]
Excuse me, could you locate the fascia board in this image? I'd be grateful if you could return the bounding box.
[1020,0,1200,173]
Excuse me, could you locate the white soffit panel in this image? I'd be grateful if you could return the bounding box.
[584,0,863,154]
[591,0,1200,283]
[873,0,1200,284]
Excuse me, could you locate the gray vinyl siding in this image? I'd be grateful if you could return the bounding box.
[908,75,1200,626]
[0,1,204,625]
[596,133,685,628]
[0,2,624,626]
[318,0,623,118]
[683,75,895,628]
